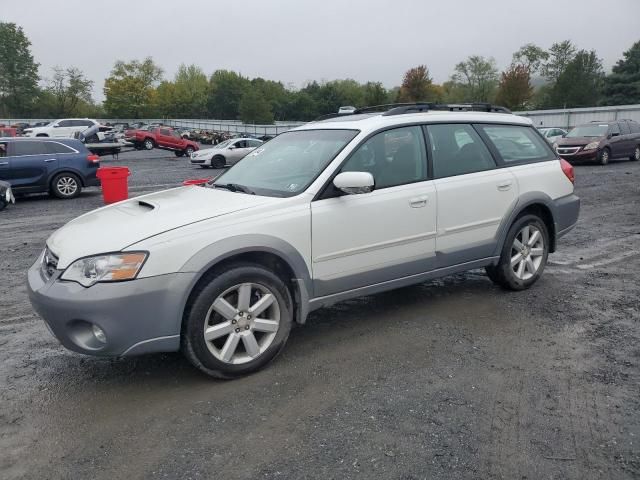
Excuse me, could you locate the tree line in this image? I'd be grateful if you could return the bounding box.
[1,22,639,123]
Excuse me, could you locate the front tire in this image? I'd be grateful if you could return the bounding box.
[630,146,640,161]
[51,172,81,199]
[185,146,195,157]
[485,214,549,291]
[599,147,610,165]
[181,264,293,379]
[212,155,225,169]
[143,138,154,150]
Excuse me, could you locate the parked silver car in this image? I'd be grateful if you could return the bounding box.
[538,127,568,144]
[190,138,263,169]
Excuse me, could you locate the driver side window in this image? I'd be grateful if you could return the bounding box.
[340,126,427,189]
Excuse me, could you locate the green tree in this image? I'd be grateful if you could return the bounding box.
[512,43,549,74]
[207,70,249,119]
[363,81,388,106]
[541,40,576,82]
[103,57,163,118]
[601,40,640,105]
[171,64,209,117]
[495,64,533,110]
[451,55,499,102]
[46,66,94,117]
[0,22,40,116]
[546,50,604,108]
[239,89,274,124]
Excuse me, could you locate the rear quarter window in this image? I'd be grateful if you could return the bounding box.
[46,142,76,154]
[477,124,555,164]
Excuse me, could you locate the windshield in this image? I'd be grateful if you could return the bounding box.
[566,124,608,138]
[211,129,358,197]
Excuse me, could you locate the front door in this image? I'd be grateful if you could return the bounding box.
[311,126,437,297]
[0,141,9,180]
[7,140,56,190]
[426,123,518,267]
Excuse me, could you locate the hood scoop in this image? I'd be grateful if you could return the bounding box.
[114,200,157,216]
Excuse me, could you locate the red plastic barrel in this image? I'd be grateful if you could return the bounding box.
[97,167,130,204]
[182,178,210,187]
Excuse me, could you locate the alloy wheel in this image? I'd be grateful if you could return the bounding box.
[634,147,640,161]
[56,176,78,197]
[510,225,545,281]
[204,282,281,364]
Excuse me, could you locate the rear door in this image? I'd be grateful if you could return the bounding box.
[158,128,177,149]
[618,121,633,157]
[7,140,55,190]
[227,140,248,165]
[426,123,518,267]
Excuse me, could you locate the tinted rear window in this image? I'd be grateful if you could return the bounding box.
[478,125,555,163]
[46,142,75,154]
[12,141,49,156]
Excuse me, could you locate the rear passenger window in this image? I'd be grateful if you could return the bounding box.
[619,122,631,135]
[341,126,427,189]
[426,124,495,179]
[12,141,49,156]
[46,142,75,154]
[478,125,555,164]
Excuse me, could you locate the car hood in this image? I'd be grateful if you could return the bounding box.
[48,186,278,268]
[556,136,603,146]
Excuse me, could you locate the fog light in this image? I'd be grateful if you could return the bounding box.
[92,325,107,344]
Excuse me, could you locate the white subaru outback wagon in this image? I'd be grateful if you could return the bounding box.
[28,103,580,378]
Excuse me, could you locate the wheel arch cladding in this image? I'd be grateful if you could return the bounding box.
[179,235,312,325]
[493,192,558,257]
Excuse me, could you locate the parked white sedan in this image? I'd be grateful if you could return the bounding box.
[190,138,263,169]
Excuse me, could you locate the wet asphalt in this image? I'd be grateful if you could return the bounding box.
[0,149,639,479]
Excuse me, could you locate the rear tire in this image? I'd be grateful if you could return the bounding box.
[212,155,225,169]
[630,146,640,161]
[485,214,549,291]
[181,264,293,379]
[51,172,81,199]
[598,147,610,165]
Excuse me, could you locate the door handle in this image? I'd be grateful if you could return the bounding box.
[497,181,512,191]
[43,159,57,163]
[409,195,428,208]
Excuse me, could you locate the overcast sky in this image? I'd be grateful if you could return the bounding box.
[3,0,639,101]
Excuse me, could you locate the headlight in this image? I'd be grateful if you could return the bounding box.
[61,252,148,287]
[583,141,599,150]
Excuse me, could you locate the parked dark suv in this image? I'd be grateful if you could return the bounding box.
[554,119,640,165]
[0,138,100,199]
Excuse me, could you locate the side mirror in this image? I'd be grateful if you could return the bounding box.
[53,124,60,128]
[610,132,619,138]
[333,171,374,195]
[228,145,236,150]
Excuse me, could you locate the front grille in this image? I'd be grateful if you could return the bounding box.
[190,159,205,164]
[42,247,59,278]
[556,146,581,156]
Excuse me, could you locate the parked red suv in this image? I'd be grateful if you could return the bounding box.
[554,119,640,165]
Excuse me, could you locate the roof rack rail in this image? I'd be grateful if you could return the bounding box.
[312,102,511,122]
[382,102,511,115]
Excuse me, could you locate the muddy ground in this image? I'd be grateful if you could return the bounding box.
[0,150,639,479]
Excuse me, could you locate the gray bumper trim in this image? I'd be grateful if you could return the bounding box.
[28,260,195,357]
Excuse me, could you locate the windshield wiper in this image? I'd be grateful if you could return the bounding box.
[213,183,255,194]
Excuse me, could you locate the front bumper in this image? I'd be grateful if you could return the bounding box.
[189,158,207,164]
[558,148,598,163]
[27,258,196,356]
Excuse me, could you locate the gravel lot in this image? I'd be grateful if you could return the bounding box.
[1,149,639,479]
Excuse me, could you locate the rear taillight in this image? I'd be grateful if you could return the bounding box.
[560,159,574,184]
[87,154,100,164]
